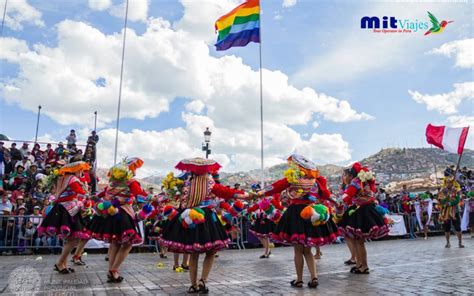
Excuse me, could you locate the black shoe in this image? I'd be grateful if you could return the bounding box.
[308,277,319,289]
[290,280,303,288]
[344,259,356,265]
[54,264,70,274]
[181,264,189,271]
[198,279,209,294]
[107,271,123,283]
[187,285,199,294]
[354,268,370,274]
[72,256,86,266]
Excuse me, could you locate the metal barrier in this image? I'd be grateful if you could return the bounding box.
[0,215,64,254]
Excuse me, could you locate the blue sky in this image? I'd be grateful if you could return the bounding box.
[0,0,472,176]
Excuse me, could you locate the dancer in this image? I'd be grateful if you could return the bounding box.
[439,177,464,248]
[247,193,283,258]
[87,161,149,282]
[37,161,91,274]
[338,163,390,274]
[159,157,248,294]
[259,154,338,289]
[414,192,433,240]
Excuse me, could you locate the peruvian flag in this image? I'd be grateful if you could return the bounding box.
[426,124,470,155]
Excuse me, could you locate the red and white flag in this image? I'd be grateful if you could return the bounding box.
[426,124,470,155]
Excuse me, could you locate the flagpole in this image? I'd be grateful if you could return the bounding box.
[113,0,129,164]
[258,3,264,188]
[454,127,470,177]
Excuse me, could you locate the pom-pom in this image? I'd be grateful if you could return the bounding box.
[97,203,104,211]
[222,212,233,225]
[189,208,206,224]
[259,199,271,212]
[83,200,92,208]
[111,199,121,208]
[107,206,118,216]
[300,205,315,220]
[375,205,389,216]
[163,205,178,220]
[232,200,244,213]
[142,203,153,214]
[103,201,112,209]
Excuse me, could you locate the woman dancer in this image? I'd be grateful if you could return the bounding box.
[87,161,149,282]
[259,154,338,289]
[247,194,283,258]
[159,157,248,294]
[415,192,433,240]
[338,163,390,274]
[37,161,90,274]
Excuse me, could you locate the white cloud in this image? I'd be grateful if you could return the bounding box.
[2,0,44,31]
[110,0,149,22]
[409,82,474,115]
[88,0,112,11]
[185,100,205,114]
[312,121,319,128]
[446,115,474,128]
[282,0,297,8]
[429,39,474,69]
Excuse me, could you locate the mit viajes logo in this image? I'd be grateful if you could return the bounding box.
[360,11,453,35]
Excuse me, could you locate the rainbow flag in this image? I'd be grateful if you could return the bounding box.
[215,0,260,51]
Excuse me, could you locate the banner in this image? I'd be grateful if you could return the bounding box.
[388,214,407,236]
[414,200,433,229]
[461,199,471,231]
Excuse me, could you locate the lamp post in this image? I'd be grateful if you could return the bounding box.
[202,127,212,159]
[94,111,97,132]
[35,105,41,143]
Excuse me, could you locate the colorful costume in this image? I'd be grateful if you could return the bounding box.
[263,154,338,247]
[38,161,90,240]
[439,179,462,233]
[338,163,390,240]
[87,164,147,244]
[159,158,245,253]
[248,195,283,238]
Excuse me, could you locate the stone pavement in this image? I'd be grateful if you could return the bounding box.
[1,235,474,295]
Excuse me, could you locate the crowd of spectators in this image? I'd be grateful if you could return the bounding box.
[0,130,99,255]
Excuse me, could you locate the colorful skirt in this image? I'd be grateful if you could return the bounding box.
[338,204,390,240]
[159,207,230,253]
[271,204,338,247]
[249,217,276,238]
[86,209,142,245]
[37,204,90,240]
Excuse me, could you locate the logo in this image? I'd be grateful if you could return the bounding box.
[8,266,41,295]
[360,12,452,34]
[424,12,453,36]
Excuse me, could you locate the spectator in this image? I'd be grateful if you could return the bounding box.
[19,143,30,160]
[0,192,13,213]
[87,130,99,146]
[30,206,43,226]
[16,157,31,171]
[43,164,52,176]
[13,196,25,213]
[0,141,8,176]
[234,183,241,190]
[9,165,27,191]
[71,149,82,162]
[54,142,66,158]
[32,184,45,202]
[9,143,22,162]
[66,129,77,149]
[44,143,55,164]
[3,154,14,179]
[25,163,39,192]
[31,143,44,164]
[25,151,35,164]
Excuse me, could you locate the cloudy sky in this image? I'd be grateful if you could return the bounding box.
[0,0,473,177]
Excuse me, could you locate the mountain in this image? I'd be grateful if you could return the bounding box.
[98,148,473,190]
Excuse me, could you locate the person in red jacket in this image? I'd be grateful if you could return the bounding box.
[87,161,149,283]
[37,161,91,274]
[338,163,390,274]
[159,157,248,294]
[258,154,338,289]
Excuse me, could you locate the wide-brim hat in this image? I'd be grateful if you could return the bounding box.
[59,161,90,175]
[175,157,221,175]
[124,157,144,172]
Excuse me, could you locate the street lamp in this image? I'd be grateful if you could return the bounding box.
[35,105,42,143]
[202,127,212,159]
